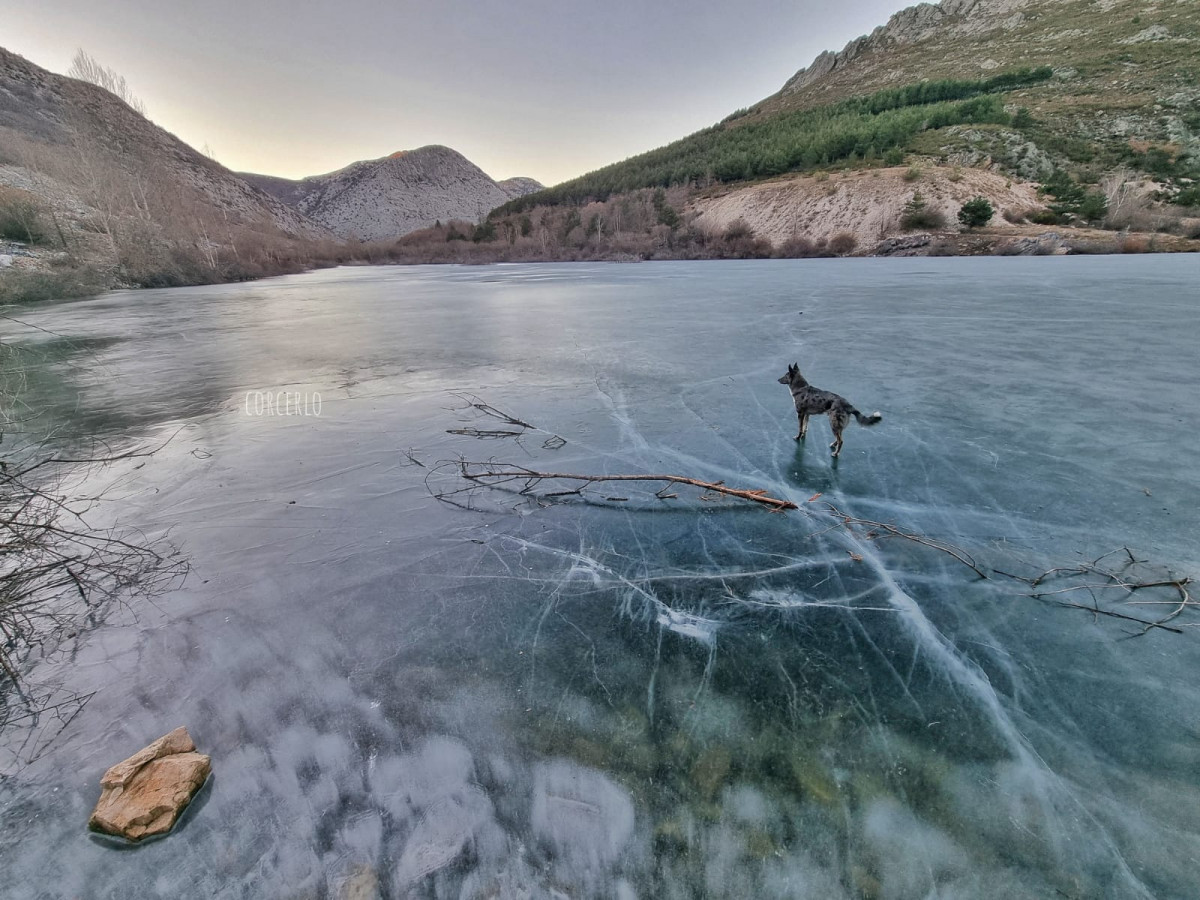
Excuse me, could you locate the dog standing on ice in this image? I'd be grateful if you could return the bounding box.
[778,362,881,457]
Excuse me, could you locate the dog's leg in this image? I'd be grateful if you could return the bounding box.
[829,412,846,457]
[795,412,808,441]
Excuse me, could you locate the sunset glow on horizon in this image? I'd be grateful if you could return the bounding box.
[0,0,915,186]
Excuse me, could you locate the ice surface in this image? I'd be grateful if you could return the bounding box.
[1,256,1198,898]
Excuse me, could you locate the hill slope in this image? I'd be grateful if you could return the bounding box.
[242,147,543,241]
[767,0,1199,178]
[0,48,319,237]
[496,0,1197,229]
[0,46,328,291]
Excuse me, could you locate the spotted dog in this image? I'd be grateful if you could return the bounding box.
[778,362,881,457]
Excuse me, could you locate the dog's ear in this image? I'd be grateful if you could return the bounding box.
[789,362,798,372]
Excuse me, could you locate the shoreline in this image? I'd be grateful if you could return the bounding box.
[3,226,1197,307]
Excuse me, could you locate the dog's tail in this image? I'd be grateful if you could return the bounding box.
[852,409,883,427]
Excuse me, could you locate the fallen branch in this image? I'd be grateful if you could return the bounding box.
[427,397,1198,639]
[816,499,988,579]
[452,460,797,511]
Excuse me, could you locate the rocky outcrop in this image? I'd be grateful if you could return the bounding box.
[497,176,544,199]
[993,231,1072,254]
[241,147,543,241]
[782,0,1043,94]
[88,726,211,842]
[873,234,934,256]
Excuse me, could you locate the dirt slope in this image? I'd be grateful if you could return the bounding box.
[690,166,1041,248]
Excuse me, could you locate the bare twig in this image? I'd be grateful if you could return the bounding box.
[1042,599,1183,634]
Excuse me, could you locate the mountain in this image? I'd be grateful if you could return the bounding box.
[0,46,328,295]
[497,176,544,197]
[0,48,321,239]
[489,0,1198,257]
[767,0,1199,177]
[241,147,543,241]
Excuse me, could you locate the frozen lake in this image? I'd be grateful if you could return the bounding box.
[2,257,1199,898]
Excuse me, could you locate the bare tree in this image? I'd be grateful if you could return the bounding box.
[67,49,147,117]
[1101,168,1137,225]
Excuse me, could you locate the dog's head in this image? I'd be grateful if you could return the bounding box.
[778,363,801,385]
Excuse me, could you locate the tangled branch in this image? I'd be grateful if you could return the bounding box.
[445,393,566,450]
[997,549,1194,636]
[1,438,187,688]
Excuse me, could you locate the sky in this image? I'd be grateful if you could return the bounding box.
[0,0,914,186]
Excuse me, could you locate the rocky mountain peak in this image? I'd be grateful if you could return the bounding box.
[783,0,1045,94]
[241,146,542,241]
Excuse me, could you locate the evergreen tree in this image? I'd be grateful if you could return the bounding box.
[958,197,994,228]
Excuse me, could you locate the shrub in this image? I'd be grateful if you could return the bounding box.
[1002,207,1029,224]
[723,219,754,241]
[811,239,835,258]
[958,196,994,228]
[651,189,680,229]
[0,265,108,304]
[775,236,818,258]
[1172,184,1200,207]
[658,206,681,228]
[1040,169,1085,213]
[1011,107,1035,130]
[884,147,905,166]
[1029,208,1062,225]
[719,235,773,259]
[1077,191,1108,224]
[560,208,582,241]
[828,232,858,256]
[471,221,497,243]
[900,192,946,230]
[0,188,49,244]
[903,166,923,183]
[947,167,964,183]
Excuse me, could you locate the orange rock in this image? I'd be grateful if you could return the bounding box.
[88,727,211,842]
